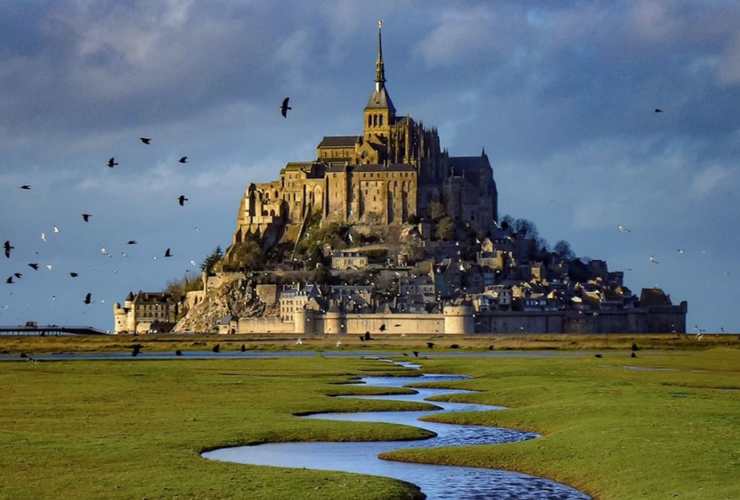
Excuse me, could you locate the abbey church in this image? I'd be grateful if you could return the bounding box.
[230,22,498,249]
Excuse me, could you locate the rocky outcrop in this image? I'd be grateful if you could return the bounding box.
[173,275,277,333]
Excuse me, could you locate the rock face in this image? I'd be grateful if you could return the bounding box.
[174,275,277,333]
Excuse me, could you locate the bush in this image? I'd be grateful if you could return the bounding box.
[435,216,455,241]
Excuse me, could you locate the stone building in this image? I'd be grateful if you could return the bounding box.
[113,291,180,334]
[228,21,498,255]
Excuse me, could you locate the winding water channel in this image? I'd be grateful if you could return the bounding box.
[202,360,589,499]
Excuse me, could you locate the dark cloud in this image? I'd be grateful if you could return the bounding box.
[1,0,739,331]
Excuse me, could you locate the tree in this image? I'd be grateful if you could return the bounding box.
[513,218,538,239]
[223,240,262,271]
[554,240,575,260]
[428,201,447,222]
[201,246,223,274]
[435,216,455,241]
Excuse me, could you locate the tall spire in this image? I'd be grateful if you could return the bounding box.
[375,19,385,92]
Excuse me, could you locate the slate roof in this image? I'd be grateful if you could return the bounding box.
[318,136,361,148]
[325,163,416,173]
[365,87,396,113]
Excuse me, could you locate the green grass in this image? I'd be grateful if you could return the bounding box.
[382,348,740,500]
[2,332,739,355]
[0,358,430,500]
[2,350,739,499]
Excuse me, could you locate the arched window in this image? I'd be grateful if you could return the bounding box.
[368,115,372,127]
[379,114,383,126]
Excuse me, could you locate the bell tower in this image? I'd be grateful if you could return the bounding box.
[363,20,395,146]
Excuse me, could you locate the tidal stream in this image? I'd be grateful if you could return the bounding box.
[202,360,589,499]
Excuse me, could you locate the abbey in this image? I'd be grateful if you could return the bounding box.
[230,22,498,249]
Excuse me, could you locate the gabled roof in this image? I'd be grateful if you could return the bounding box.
[318,136,361,148]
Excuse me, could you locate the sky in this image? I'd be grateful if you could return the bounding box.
[1,0,739,332]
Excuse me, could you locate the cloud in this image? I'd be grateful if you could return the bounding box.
[690,165,735,198]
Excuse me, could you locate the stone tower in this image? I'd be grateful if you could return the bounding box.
[362,20,396,146]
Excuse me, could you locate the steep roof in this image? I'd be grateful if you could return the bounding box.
[318,136,361,148]
[365,87,396,113]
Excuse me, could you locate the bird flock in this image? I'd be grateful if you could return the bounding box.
[3,98,293,324]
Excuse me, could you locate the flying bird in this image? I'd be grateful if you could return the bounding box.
[13,273,22,279]
[107,157,119,168]
[164,248,172,258]
[280,97,291,118]
[5,276,13,284]
[45,264,53,271]
[189,260,197,267]
[676,249,686,255]
[649,256,659,264]
[19,185,31,190]
[616,224,631,233]
[53,226,60,233]
[654,108,663,113]
[100,248,109,256]
[139,137,151,145]
[127,240,137,245]
[41,233,47,242]
[4,241,13,258]
[84,293,92,305]
[81,213,92,222]
[69,272,79,278]
[178,156,188,164]
[177,195,189,206]
[28,263,39,270]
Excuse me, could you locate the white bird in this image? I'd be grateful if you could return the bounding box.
[41,232,47,242]
[190,260,197,267]
[649,256,659,264]
[53,226,60,233]
[45,264,53,271]
[617,224,631,233]
[100,247,108,256]
[296,338,303,345]
[676,249,686,254]
[335,340,342,348]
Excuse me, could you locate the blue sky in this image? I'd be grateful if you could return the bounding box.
[1,0,739,332]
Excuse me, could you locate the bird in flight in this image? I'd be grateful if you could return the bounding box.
[127,240,137,245]
[164,248,172,258]
[654,108,663,113]
[649,256,659,264]
[280,97,292,118]
[81,213,92,222]
[84,293,92,305]
[676,249,686,255]
[14,273,22,279]
[178,195,189,206]
[53,226,60,234]
[616,224,631,233]
[41,232,47,242]
[4,241,13,258]
[5,276,13,284]
[178,156,188,164]
[19,185,31,190]
[107,157,119,168]
[140,137,151,145]
[28,263,39,270]
[45,264,53,271]
[69,272,79,278]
